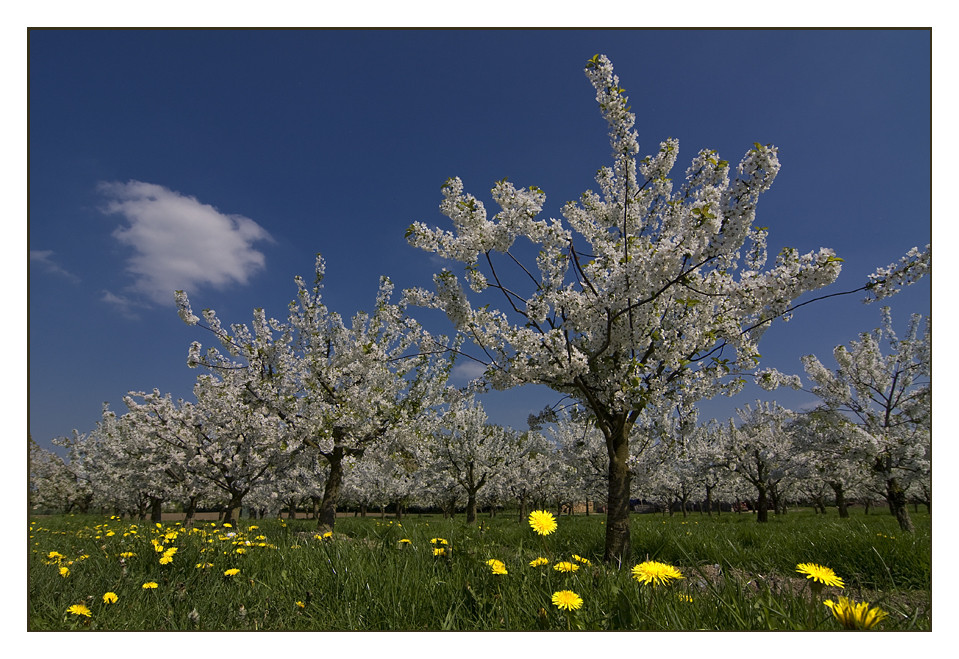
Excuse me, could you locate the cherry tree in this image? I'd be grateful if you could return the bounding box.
[424,393,523,523]
[29,436,93,514]
[52,410,161,518]
[177,254,453,531]
[715,401,798,523]
[550,411,609,515]
[788,410,870,518]
[799,308,930,532]
[404,54,858,562]
[123,373,294,525]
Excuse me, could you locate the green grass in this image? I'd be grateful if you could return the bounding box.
[27,508,931,631]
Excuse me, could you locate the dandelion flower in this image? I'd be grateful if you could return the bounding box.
[224,568,240,577]
[553,561,579,573]
[529,557,549,567]
[528,510,557,536]
[487,559,508,575]
[159,555,173,565]
[433,548,447,557]
[631,560,683,587]
[551,590,583,611]
[572,554,592,565]
[59,566,70,577]
[196,562,213,569]
[796,563,844,588]
[119,552,136,558]
[235,548,247,554]
[824,596,888,629]
[142,581,158,589]
[102,592,118,604]
[66,603,92,618]
[399,538,412,545]
[296,601,306,609]
[430,538,448,545]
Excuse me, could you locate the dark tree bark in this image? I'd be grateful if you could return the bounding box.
[603,417,633,565]
[150,497,164,524]
[829,481,849,518]
[886,477,915,533]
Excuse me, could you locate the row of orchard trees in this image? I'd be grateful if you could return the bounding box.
[31,54,930,562]
[30,301,929,534]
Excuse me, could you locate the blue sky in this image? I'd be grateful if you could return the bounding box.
[28,29,931,453]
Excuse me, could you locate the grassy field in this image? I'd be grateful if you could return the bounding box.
[27,508,931,631]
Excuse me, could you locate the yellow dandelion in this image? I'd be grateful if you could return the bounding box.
[399,538,412,544]
[824,596,888,629]
[142,581,158,589]
[235,547,247,554]
[102,592,118,604]
[47,550,64,562]
[296,601,306,609]
[66,603,92,618]
[487,559,508,575]
[159,555,173,565]
[572,554,592,565]
[528,510,558,536]
[553,561,579,573]
[529,557,549,567]
[433,547,447,557]
[796,563,844,588]
[631,560,684,587]
[224,568,240,577]
[59,566,70,577]
[430,537,448,545]
[551,590,583,611]
[119,552,136,558]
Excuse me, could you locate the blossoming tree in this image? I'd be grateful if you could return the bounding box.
[800,309,930,532]
[177,254,453,531]
[123,376,294,525]
[716,401,798,523]
[424,393,524,523]
[404,54,850,562]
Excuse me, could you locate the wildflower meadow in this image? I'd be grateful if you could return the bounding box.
[29,507,930,631]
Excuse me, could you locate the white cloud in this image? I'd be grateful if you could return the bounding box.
[30,250,80,282]
[451,360,488,384]
[100,290,145,320]
[98,181,273,305]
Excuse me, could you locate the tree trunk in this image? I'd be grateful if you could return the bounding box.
[317,447,345,531]
[886,477,915,533]
[830,481,849,518]
[466,490,478,524]
[150,497,163,524]
[603,420,632,565]
[223,491,245,526]
[756,483,769,523]
[183,496,197,527]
